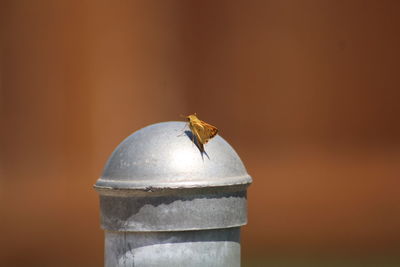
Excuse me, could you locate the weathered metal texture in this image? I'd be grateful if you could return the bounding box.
[105,228,240,267]
[99,188,247,232]
[94,121,252,267]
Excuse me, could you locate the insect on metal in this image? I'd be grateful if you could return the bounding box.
[185,114,218,153]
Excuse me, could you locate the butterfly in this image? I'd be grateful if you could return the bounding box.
[186,114,218,152]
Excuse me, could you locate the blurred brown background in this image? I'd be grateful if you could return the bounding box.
[1,0,400,266]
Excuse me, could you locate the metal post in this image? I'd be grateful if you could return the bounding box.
[94,121,252,267]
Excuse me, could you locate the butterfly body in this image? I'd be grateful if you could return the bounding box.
[186,114,218,152]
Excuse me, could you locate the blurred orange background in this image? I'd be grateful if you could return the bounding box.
[1,0,400,266]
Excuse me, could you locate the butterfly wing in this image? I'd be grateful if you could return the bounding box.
[190,120,205,142]
[198,120,218,144]
[187,115,218,152]
[189,120,204,152]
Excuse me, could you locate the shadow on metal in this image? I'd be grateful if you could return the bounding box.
[184,130,210,159]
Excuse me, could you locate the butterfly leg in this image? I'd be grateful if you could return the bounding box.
[176,123,188,137]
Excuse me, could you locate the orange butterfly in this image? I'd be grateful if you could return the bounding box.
[186,114,218,152]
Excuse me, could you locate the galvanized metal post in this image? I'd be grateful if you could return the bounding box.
[94,121,252,267]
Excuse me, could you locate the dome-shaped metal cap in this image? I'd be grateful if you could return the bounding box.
[95,121,252,191]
